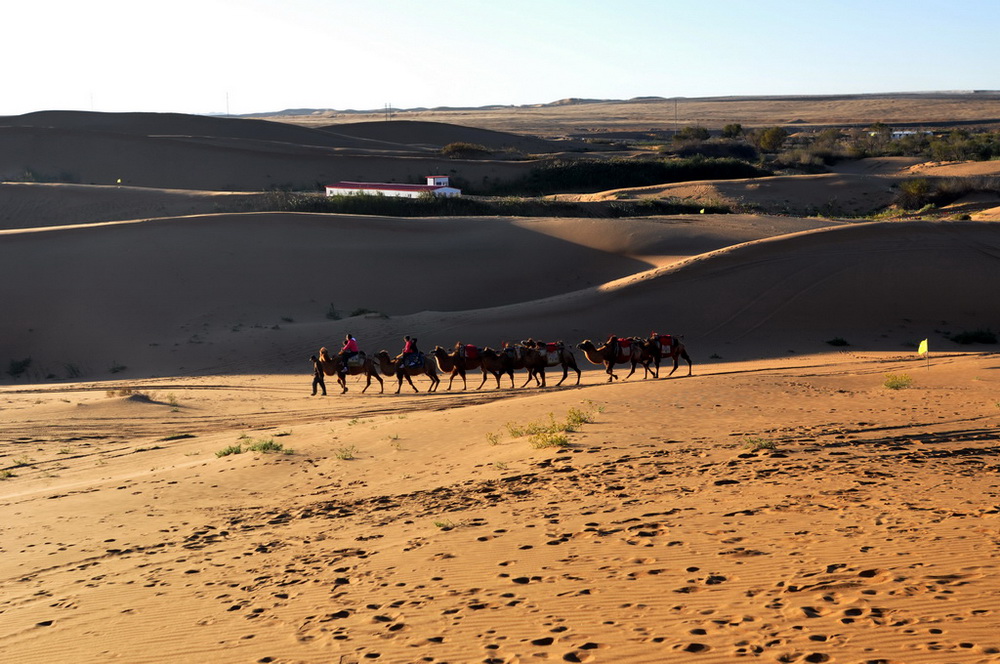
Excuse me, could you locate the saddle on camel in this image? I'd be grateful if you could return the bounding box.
[316,346,383,394]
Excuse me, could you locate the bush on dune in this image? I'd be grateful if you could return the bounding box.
[486,156,770,196]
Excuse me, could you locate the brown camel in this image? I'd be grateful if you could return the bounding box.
[478,346,517,389]
[375,350,440,394]
[517,339,581,388]
[316,347,383,394]
[646,333,693,377]
[576,336,653,382]
[432,344,505,391]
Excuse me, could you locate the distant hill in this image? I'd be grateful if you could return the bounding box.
[321,120,564,153]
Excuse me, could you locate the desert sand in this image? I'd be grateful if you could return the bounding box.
[3,105,1000,663]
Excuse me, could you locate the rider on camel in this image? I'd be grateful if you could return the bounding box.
[338,333,359,376]
[401,335,419,367]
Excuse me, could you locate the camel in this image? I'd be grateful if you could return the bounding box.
[576,336,654,382]
[517,339,581,388]
[316,347,383,394]
[432,344,506,391]
[478,346,518,389]
[375,350,440,394]
[646,333,693,377]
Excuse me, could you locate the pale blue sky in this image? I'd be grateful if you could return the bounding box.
[3,0,998,116]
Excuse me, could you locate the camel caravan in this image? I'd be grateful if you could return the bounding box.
[311,333,691,395]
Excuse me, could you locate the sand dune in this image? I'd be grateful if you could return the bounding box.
[324,119,568,153]
[3,351,1000,663]
[3,210,997,381]
[4,109,1000,664]
[557,170,900,217]
[0,112,538,191]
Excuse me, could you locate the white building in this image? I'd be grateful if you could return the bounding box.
[325,175,461,198]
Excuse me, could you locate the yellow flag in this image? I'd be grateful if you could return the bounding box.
[917,339,929,355]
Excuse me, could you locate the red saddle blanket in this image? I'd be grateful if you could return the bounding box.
[545,342,561,353]
[657,335,673,348]
[617,337,633,348]
[463,344,479,359]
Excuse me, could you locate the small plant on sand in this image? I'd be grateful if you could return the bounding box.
[161,433,196,441]
[494,461,509,470]
[530,431,570,449]
[325,303,341,320]
[566,407,594,427]
[0,469,14,480]
[13,455,32,467]
[486,432,501,446]
[433,519,456,530]
[247,438,290,454]
[505,422,525,437]
[826,337,850,347]
[743,437,776,452]
[883,373,914,390]
[216,444,244,458]
[335,445,358,460]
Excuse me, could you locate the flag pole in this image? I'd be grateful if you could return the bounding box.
[918,338,929,370]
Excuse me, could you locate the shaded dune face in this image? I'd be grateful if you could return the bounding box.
[2,212,998,378]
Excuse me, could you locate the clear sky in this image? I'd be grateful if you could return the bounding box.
[4,0,998,116]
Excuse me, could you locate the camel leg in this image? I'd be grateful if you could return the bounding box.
[447,370,458,391]
[373,371,384,394]
[623,360,638,380]
[520,370,535,389]
[428,373,440,392]
[339,375,348,394]
[537,368,547,388]
[606,363,617,382]
[477,370,490,390]
[673,349,692,376]
[572,361,581,385]
[555,364,568,387]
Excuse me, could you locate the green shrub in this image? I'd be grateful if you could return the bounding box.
[896,178,933,209]
[441,142,492,158]
[247,438,288,454]
[530,432,569,449]
[883,373,913,390]
[486,156,770,196]
[216,444,243,457]
[674,125,710,142]
[335,445,358,460]
[742,437,776,451]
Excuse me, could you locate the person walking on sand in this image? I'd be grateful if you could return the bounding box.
[310,354,327,396]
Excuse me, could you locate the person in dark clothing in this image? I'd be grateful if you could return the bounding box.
[310,354,327,396]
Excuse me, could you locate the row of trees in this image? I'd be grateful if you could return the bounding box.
[669,121,1000,166]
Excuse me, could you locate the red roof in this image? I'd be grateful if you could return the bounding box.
[326,181,451,192]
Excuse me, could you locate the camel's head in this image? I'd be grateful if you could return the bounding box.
[576,340,594,350]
